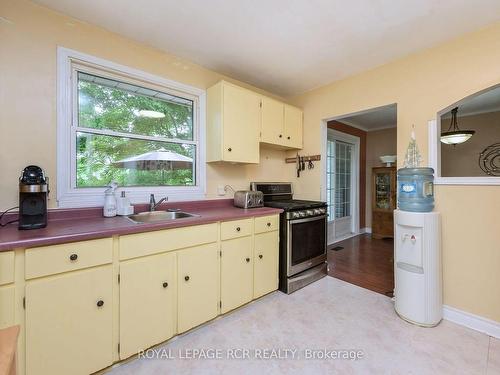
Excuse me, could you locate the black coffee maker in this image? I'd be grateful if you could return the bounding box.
[19,166,49,230]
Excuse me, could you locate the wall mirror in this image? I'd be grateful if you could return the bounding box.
[432,84,500,184]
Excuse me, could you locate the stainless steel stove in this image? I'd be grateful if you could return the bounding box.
[250,182,328,293]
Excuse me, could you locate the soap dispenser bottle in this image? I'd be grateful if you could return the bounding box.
[103,182,118,217]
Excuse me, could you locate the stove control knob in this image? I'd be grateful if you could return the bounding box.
[292,212,300,218]
[314,209,322,215]
[306,210,314,216]
[299,211,306,217]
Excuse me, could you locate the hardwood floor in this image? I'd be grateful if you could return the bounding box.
[327,233,394,296]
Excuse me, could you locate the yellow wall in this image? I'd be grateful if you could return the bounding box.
[288,22,500,322]
[0,0,288,210]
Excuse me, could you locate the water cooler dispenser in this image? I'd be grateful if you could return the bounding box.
[394,167,442,326]
[394,210,441,326]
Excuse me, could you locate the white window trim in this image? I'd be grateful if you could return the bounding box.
[57,47,206,208]
[428,119,500,185]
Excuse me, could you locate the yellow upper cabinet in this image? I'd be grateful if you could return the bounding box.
[261,96,285,145]
[284,104,303,149]
[207,81,261,163]
[261,99,303,149]
[207,80,303,163]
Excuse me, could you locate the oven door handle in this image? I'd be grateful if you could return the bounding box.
[288,214,326,224]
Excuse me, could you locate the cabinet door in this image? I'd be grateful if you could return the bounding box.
[0,285,15,329]
[220,236,253,313]
[284,104,303,149]
[120,252,176,359]
[222,83,261,163]
[177,243,219,333]
[261,96,284,145]
[254,232,279,298]
[26,266,113,375]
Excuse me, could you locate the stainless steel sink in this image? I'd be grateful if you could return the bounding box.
[127,210,199,224]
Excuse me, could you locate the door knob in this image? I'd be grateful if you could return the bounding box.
[163,282,168,288]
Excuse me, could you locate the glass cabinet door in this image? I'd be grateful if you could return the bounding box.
[374,171,391,210]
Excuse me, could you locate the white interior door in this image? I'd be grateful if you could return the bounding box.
[326,130,359,244]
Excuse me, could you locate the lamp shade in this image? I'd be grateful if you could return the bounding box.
[440,130,475,145]
[440,107,475,145]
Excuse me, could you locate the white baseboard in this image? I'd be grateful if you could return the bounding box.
[443,305,500,339]
[361,227,372,234]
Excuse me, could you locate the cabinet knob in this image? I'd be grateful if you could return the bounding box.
[163,282,168,288]
[96,300,104,307]
[267,222,271,227]
[245,257,250,263]
[184,276,190,281]
[236,227,241,232]
[227,147,232,152]
[259,254,263,259]
[279,134,282,138]
[69,253,78,261]
[287,136,291,140]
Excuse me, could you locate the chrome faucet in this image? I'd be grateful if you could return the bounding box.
[149,194,168,211]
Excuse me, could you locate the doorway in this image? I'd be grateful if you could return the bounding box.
[322,104,397,296]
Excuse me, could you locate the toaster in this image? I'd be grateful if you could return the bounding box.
[233,190,264,208]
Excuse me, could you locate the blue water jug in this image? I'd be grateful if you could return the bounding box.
[397,168,434,212]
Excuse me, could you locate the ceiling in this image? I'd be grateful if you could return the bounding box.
[338,104,397,131]
[34,0,500,96]
[441,85,500,118]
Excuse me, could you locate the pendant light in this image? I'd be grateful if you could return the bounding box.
[440,107,475,145]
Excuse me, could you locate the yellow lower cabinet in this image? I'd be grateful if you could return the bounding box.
[119,252,176,359]
[177,243,219,333]
[25,266,113,375]
[0,285,15,329]
[220,236,253,313]
[254,231,279,298]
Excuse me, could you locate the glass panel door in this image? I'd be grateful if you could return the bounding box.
[326,136,355,243]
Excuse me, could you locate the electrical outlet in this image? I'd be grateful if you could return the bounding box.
[217,185,226,196]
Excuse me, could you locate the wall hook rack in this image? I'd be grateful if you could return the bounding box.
[285,155,321,163]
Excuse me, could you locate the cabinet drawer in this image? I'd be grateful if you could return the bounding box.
[254,215,279,234]
[25,238,112,279]
[0,252,14,285]
[119,223,217,260]
[220,218,252,240]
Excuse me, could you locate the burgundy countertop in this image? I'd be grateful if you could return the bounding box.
[0,199,282,251]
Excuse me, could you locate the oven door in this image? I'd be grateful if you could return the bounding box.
[287,215,327,277]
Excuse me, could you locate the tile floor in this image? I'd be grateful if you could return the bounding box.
[107,277,500,375]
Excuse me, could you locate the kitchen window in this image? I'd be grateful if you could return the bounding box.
[57,47,206,207]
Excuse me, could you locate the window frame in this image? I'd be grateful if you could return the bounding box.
[429,116,500,185]
[57,47,206,207]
